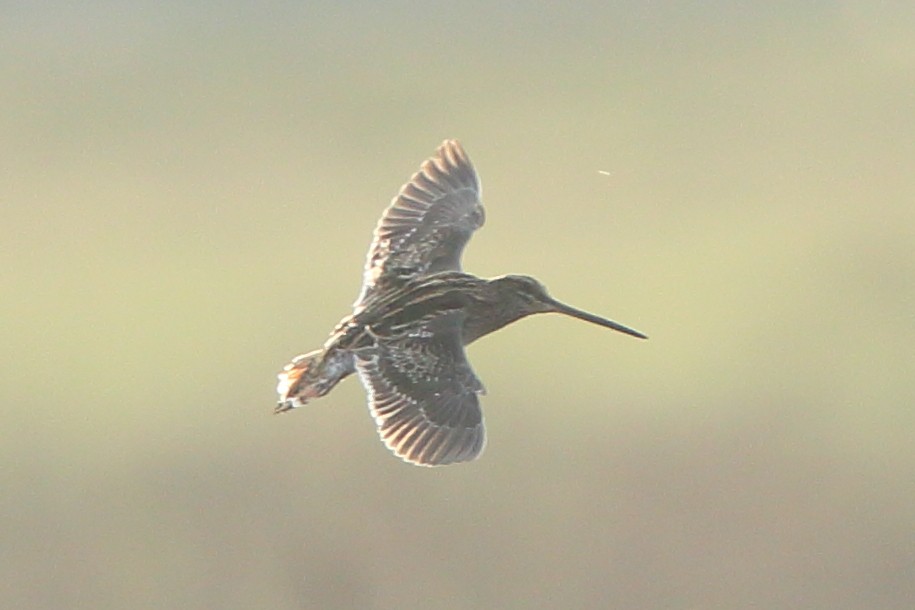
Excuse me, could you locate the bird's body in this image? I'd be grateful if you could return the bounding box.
[277,140,646,466]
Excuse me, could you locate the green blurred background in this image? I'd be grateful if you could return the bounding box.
[3,2,914,608]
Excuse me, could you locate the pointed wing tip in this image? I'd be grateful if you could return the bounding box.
[439,138,463,151]
[435,139,473,172]
[439,139,467,156]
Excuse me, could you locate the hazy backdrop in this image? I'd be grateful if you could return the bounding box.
[3,2,914,609]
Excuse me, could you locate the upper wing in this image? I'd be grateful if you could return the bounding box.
[354,311,486,466]
[356,140,484,305]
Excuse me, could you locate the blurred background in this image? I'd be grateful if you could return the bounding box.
[2,2,914,608]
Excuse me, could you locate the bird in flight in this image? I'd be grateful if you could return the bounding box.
[276,140,646,466]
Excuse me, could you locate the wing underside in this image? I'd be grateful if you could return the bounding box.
[354,311,486,466]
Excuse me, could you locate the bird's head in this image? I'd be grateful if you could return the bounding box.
[496,274,554,312]
[492,274,647,339]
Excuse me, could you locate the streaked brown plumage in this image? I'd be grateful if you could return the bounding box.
[276,140,646,466]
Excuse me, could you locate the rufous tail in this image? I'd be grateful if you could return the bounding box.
[275,350,323,413]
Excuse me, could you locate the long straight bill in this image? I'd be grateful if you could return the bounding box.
[550,300,648,339]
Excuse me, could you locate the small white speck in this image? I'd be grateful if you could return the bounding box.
[597,170,612,176]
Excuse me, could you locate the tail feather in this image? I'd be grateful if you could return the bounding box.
[276,350,324,413]
[275,348,355,413]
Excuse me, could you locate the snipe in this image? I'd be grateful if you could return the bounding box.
[276,140,646,466]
